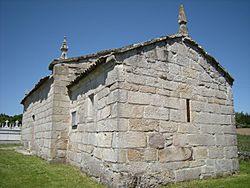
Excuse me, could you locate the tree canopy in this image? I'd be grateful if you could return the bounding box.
[235,112,250,128]
[0,114,22,123]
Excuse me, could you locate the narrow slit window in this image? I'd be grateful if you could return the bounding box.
[88,94,94,117]
[72,111,77,129]
[186,99,191,122]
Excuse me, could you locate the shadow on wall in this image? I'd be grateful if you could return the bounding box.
[23,77,54,112]
[68,62,115,101]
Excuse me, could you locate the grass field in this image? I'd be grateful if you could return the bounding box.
[0,134,250,188]
[0,143,22,148]
[237,134,250,152]
[0,150,104,188]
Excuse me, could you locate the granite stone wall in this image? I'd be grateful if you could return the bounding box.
[22,36,237,187]
[22,62,91,162]
[67,38,238,187]
[21,77,54,160]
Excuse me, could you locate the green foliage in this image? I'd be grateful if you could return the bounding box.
[0,150,105,188]
[0,113,22,123]
[237,134,250,152]
[236,112,250,128]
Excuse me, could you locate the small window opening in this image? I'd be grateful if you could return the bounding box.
[32,115,35,121]
[186,99,191,122]
[88,94,94,117]
[72,111,77,129]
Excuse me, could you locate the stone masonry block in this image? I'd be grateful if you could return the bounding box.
[139,85,156,94]
[102,148,126,163]
[159,121,178,133]
[159,146,192,162]
[106,89,127,104]
[215,159,233,172]
[193,147,208,159]
[96,132,113,147]
[215,134,237,146]
[127,148,157,162]
[187,134,215,146]
[224,146,238,159]
[175,167,201,182]
[97,106,111,121]
[148,133,165,149]
[169,109,185,122]
[178,123,199,134]
[112,132,146,148]
[128,91,151,105]
[129,119,159,132]
[208,146,224,159]
[173,134,188,147]
[144,106,169,120]
[112,103,144,118]
[200,124,223,134]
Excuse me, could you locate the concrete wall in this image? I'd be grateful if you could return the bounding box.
[67,38,238,187]
[0,129,21,144]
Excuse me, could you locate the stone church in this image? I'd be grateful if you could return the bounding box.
[21,5,238,187]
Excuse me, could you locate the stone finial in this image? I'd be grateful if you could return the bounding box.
[178,4,188,36]
[60,36,69,59]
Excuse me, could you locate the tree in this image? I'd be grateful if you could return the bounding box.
[0,113,22,123]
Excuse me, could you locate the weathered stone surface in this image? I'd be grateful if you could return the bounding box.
[139,85,156,94]
[97,106,111,120]
[144,106,169,120]
[112,132,146,148]
[215,159,233,172]
[187,134,215,146]
[169,109,185,122]
[106,89,127,104]
[159,147,192,162]
[178,123,199,133]
[159,121,178,133]
[215,134,237,146]
[102,148,127,162]
[128,91,151,105]
[127,149,143,161]
[148,133,165,149]
[200,124,222,134]
[112,103,144,118]
[208,146,224,159]
[224,146,238,159]
[129,119,159,131]
[173,134,188,147]
[193,147,207,159]
[96,132,112,147]
[22,23,237,188]
[175,167,201,182]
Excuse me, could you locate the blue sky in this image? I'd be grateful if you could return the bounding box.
[0,0,249,115]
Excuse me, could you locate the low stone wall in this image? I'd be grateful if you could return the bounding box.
[0,120,22,143]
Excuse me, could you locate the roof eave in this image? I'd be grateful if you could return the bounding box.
[20,75,51,105]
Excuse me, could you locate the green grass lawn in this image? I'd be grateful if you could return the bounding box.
[163,160,250,188]
[237,134,250,152]
[0,150,104,188]
[0,143,22,148]
[1,134,250,188]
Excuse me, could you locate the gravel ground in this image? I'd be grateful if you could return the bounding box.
[237,128,250,136]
